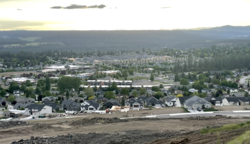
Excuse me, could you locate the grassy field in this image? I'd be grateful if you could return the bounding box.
[201,121,250,134]
[227,130,250,144]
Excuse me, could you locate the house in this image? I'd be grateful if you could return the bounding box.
[164,95,177,107]
[175,96,192,107]
[94,96,108,103]
[42,96,57,103]
[175,90,183,95]
[230,89,239,93]
[125,98,144,110]
[201,89,212,94]
[14,102,32,110]
[145,97,165,108]
[13,90,24,97]
[205,96,222,106]
[60,100,81,111]
[15,97,35,103]
[189,88,198,93]
[184,96,212,110]
[222,97,250,106]
[95,89,104,96]
[102,99,121,109]
[43,102,60,112]
[81,100,101,113]
[137,96,148,102]
[26,104,52,116]
[68,96,85,103]
[50,90,60,95]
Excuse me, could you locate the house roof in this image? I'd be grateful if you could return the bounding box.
[184,96,211,107]
[165,96,176,102]
[26,104,46,111]
[43,102,59,110]
[14,102,32,109]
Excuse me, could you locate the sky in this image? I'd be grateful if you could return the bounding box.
[0,0,250,30]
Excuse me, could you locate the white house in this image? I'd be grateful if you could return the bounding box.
[81,100,101,113]
[164,96,177,107]
[125,98,144,110]
[189,88,198,93]
[25,104,52,116]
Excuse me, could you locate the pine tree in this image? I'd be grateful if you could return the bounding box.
[150,73,154,81]
[45,76,51,91]
[66,90,69,99]
[121,96,125,106]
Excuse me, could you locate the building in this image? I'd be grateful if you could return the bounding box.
[26,104,52,116]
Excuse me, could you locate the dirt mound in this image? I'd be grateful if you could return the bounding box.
[32,124,53,130]
[12,130,180,144]
[70,117,129,126]
[0,121,28,129]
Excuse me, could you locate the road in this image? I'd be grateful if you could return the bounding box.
[150,111,250,118]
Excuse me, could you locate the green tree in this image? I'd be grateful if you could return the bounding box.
[121,96,125,106]
[9,82,20,93]
[84,88,94,98]
[0,89,6,97]
[58,77,81,93]
[45,77,51,91]
[227,89,230,94]
[180,78,189,85]
[174,73,180,82]
[245,92,249,97]
[25,80,32,87]
[35,87,41,94]
[159,84,164,88]
[66,90,69,99]
[154,91,164,99]
[152,86,160,92]
[132,90,138,97]
[120,88,129,95]
[150,73,154,81]
[140,88,146,95]
[104,91,115,99]
[43,91,52,96]
[7,95,15,102]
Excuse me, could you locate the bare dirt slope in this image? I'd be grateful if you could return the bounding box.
[2,116,250,144]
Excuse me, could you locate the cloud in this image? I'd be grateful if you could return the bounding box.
[0,21,44,29]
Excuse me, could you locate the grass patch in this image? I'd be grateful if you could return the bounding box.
[182,107,190,113]
[227,130,250,144]
[204,108,218,112]
[201,121,250,134]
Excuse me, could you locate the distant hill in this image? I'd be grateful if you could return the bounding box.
[0,26,249,52]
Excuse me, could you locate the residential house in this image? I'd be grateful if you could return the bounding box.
[164,95,177,107]
[42,96,57,103]
[102,99,121,109]
[13,90,24,97]
[205,96,222,106]
[14,102,32,110]
[145,97,165,108]
[81,100,101,113]
[222,97,250,106]
[60,100,81,111]
[184,96,212,110]
[26,104,52,116]
[189,88,198,93]
[125,98,144,110]
[175,90,184,95]
[175,96,192,107]
[43,102,60,112]
[68,96,85,103]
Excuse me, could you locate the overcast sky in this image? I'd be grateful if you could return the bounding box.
[0,0,250,30]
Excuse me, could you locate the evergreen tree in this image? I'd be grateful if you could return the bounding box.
[121,96,125,106]
[174,73,180,82]
[227,89,230,94]
[150,73,154,81]
[66,90,69,99]
[245,92,249,97]
[45,76,51,91]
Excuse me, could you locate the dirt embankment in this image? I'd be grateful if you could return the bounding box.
[0,121,28,129]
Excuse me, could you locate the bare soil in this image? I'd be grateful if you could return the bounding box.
[0,71,39,77]
[2,116,250,144]
[215,106,250,111]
